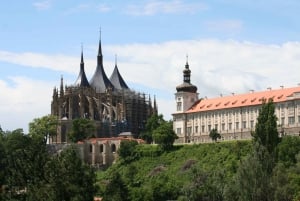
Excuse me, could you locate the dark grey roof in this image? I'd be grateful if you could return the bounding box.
[176,61,197,93]
[74,51,90,87]
[110,64,129,90]
[90,39,114,93]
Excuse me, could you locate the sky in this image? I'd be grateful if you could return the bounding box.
[1,0,300,133]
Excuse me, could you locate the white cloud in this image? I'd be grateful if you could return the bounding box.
[125,0,207,16]
[0,76,55,133]
[1,39,300,130]
[204,19,243,35]
[33,0,51,10]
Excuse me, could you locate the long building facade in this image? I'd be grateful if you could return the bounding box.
[173,60,300,143]
[50,36,157,143]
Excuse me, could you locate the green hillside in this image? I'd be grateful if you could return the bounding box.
[96,137,300,201]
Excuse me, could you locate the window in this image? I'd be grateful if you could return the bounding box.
[111,144,116,153]
[281,117,285,125]
[229,123,232,130]
[243,121,247,129]
[195,126,198,133]
[100,144,104,153]
[176,128,182,134]
[298,116,300,123]
[177,102,182,111]
[250,120,254,129]
[187,127,192,135]
[288,117,295,125]
[208,125,211,132]
[215,124,218,130]
[202,125,205,133]
[222,123,225,131]
[89,144,93,153]
[235,122,239,129]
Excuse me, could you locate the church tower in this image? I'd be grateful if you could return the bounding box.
[175,57,198,113]
[173,57,198,143]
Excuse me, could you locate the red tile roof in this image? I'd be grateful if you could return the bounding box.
[186,86,300,113]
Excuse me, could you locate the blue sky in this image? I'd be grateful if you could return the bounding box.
[1,0,300,132]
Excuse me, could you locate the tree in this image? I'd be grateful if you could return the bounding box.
[209,128,221,142]
[68,118,96,142]
[252,99,279,154]
[118,140,139,163]
[29,115,58,142]
[140,114,165,143]
[152,121,178,151]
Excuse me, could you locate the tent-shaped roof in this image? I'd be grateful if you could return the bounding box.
[110,64,129,90]
[90,38,114,93]
[74,51,90,87]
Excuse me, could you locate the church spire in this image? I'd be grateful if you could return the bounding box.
[176,56,197,93]
[75,45,90,87]
[80,43,84,69]
[97,28,103,66]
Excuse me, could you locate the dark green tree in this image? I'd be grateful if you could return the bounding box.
[68,118,96,142]
[118,140,139,163]
[209,128,221,142]
[102,170,129,201]
[152,121,178,151]
[34,146,96,201]
[140,114,165,143]
[252,99,279,154]
[234,143,274,201]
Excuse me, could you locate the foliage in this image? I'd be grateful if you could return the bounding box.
[209,128,221,142]
[0,128,96,201]
[118,140,139,163]
[140,114,165,143]
[277,135,300,167]
[234,142,274,201]
[152,121,178,151]
[252,99,279,154]
[29,114,58,141]
[68,118,96,142]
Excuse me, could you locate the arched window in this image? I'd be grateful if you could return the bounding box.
[100,144,104,153]
[111,144,116,153]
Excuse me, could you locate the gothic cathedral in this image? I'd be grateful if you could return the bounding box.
[51,35,157,143]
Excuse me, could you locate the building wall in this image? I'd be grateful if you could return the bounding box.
[174,99,300,143]
[77,137,144,168]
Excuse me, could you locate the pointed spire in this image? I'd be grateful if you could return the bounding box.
[90,30,115,93]
[60,75,64,96]
[176,56,197,93]
[75,46,90,87]
[185,54,189,69]
[110,56,129,90]
[153,95,158,115]
[80,43,84,69]
[97,28,103,66]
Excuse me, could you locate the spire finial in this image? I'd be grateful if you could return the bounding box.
[80,43,84,65]
[186,54,188,63]
[115,54,117,66]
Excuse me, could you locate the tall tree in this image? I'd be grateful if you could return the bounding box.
[68,118,96,142]
[152,121,178,151]
[141,114,165,144]
[252,99,279,154]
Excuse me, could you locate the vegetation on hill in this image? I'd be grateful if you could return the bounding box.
[0,116,96,201]
[96,100,300,201]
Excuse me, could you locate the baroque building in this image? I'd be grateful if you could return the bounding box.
[50,36,157,143]
[173,60,300,143]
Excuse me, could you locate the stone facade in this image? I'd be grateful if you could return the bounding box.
[77,136,144,168]
[173,61,300,143]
